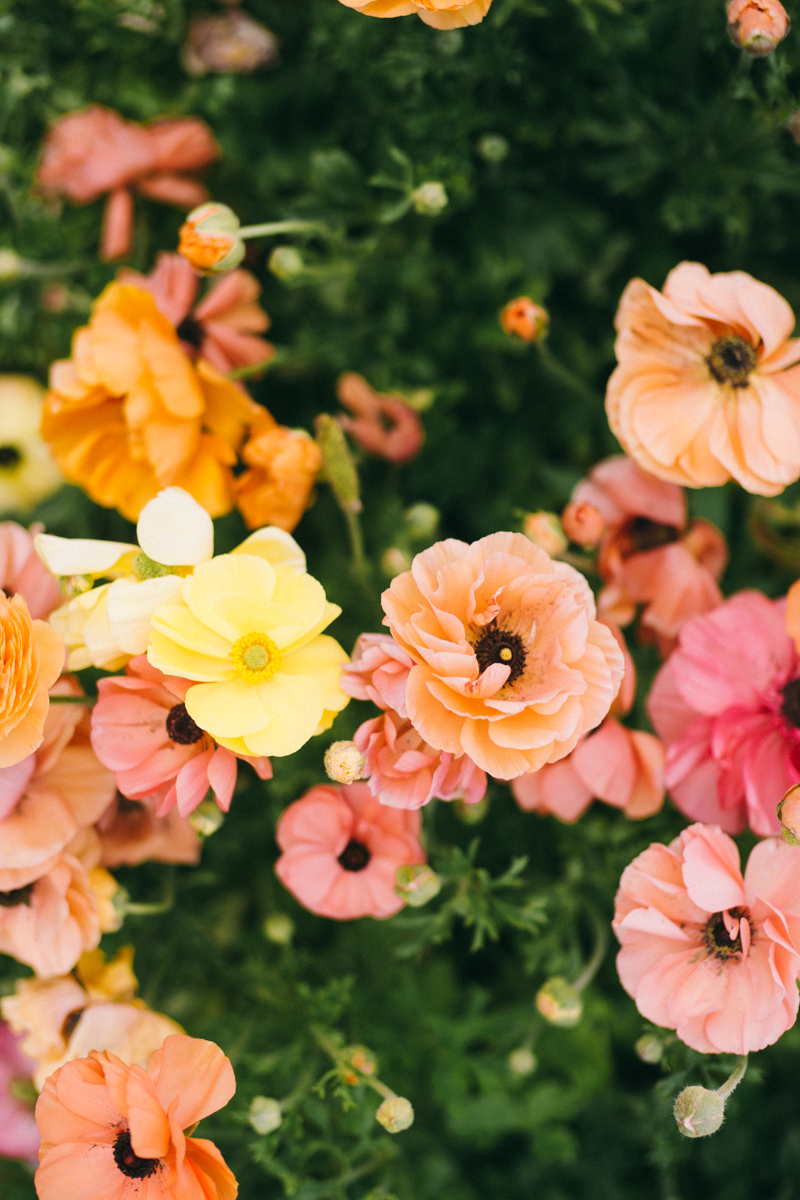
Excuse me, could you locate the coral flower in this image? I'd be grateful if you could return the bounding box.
[0,591,64,769]
[336,0,492,29]
[0,521,61,620]
[648,590,800,836]
[607,262,800,495]
[381,533,624,779]
[727,0,789,55]
[34,1034,238,1200]
[182,9,278,75]
[613,823,800,1054]
[36,106,219,261]
[275,782,425,919]
[337,373,424,465]
[96,798,199,868]
[340,633,413,716]
[41,283,260,521]
[92,655,271,818]
[0,852,101,977]
[235,416,323,532]
[0,377,62,515]
[0,1022,39,1161]
[571,455,727,652]
[500,296,549,343]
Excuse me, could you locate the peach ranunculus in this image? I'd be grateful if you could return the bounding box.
[40,283,261,522]
[606,262,800,496]
[0,591,64,769]
[91,655,271,819]
[96,798,200,868]
[235,414,323,532]
[614,823,800,1054]
[0,851,102,977]
[0,520,61,621]
[727,0,789,55]
[381,533,625,779]
[36,106,219,261]
[336,0,492,28]
[34,1034,238,1200]
[570,455,727,654]
[0,1021,39,1161]
[337,373,424,465]
[340,633,414,716]
[275,782,426,919]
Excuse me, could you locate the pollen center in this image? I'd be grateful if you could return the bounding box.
[231,631,281,683]
[706,335,757,387]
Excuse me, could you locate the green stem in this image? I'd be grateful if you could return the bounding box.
[238,220,324,239]
[49,694,96,705]
[536,342,596,403]
[344,507,367,581]
[715,1054,748,1101]
[226,358,275,381]
[573,912,609,993]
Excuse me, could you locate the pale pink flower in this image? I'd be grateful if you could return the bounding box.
[0,522,61,620]
[0,1022,39,1161]
[91,655,271,819]
[96,798,200,868]
[648,590,800,836]
[337,373,424,465]
[340,633,414,716]
[614,823,800,1054]
[274,782,425,919]
[0,852,100,977]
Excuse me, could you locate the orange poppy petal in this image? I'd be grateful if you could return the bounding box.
[147,1035,235,1130]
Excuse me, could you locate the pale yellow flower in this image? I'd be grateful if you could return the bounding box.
[0,375,62,512]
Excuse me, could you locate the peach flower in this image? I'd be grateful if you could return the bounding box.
[34,1035,237,1200]
[0,591,64,769]
[381,533,625,779]
[337,373,424,465]
[727,0,789,54]
[0,1022,39,1161]
[607,262,800,495]
[500,296,549,343]
[614,823,800,1054]
[560,500,605,548]
[340,632,413,716]
[36,106,219,261]
[96,799,200,868]
[0,521,61,621]
[41,282,260,521]
[275,782,425,919]
[235,415,323,532]
[0,852,101,977]
[336,0,492,28]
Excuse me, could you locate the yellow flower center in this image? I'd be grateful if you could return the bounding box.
[231,632,281,683]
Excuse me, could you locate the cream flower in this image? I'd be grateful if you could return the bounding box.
[0,376,62,513]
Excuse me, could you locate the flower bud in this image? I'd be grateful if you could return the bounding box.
[673,1085,725,1138]
[523,511,567,557]
[727,0,789,55]
[269,245,305,281]
[508,1047,537,1076]
[178,203,245,274]
[382,547,412,578]
[777,784,800,845]
[189,797,225,838]
[561,501,606,548]
[343,1045,377,1077]
[59,573,94,598]
[635,1034,664,1064]
[249,1096,283,1135]
[411,182,448,216]
[263,913,295,944]
[324,740,366,784]
[315,414,362,515]
[453,796,489,824]
[395,864,442,907]
[0,249,24,281]
[478,134,509,163]
[375,1096,414,1133]
[535,977,582,1027]
[500,296,549,343]
[182,10,278,76]
[41,283,71,313]
[404,502,440,541]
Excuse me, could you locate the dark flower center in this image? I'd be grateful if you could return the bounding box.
[166,702,205,745]
[782,679,800,728]
[707,335,757,387]
[61,1008,85,1041]
[704,908,747,959]
[338,840,371,872]
[473,625,526,685]
[0,884,34,907]
[0,445,21,469]
[113,1129,162,1179]
[176,314,205,350]
[625,516,680,554]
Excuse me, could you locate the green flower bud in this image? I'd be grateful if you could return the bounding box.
[635,1034,664,1064]
[411,182,448,216]
[395,864,442,907]
[249,1096,283,1135]
[263,914,295,944]
[673,1085,725,1138]
[188,797,225,838]
[508,1047,537,1076]
[536,977,583,1027]
[375,1096,414,1133]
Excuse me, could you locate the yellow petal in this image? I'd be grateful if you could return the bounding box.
[34,533,137,576]
[185,677,271,739]
[232,527,306,573]
[136,487,214,567]
[182,554,277,642]
[245,673,325,757]
[279,635,350,712]
[106,576,185,656]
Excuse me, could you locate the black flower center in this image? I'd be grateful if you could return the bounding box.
[61,1008,85,1041]
[0,884,34,907]
[113,1129,162,1179]
[0,445,21,469]
[782,679,800,728]
[338,840,371,872]
[626,516,680,553]
[707,335,757,387]
[473,625,526,686]
[176,314,205,350]
[166,703,205,745]
[704,908,747,960]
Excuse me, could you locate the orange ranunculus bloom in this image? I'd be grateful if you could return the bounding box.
[500,296,549,343]
[34,1034,237,1200]
[0,592,64,769]
[606,262,800,496]
[337,0,492,29]
[235,415,323,531]
[41,282,260,521]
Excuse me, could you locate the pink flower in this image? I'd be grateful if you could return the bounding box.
[0,1022,39,1161]
[0,852,101,977]
[36,107,219,261]
[96,799,200,869]
[648,591,800,836]
[119,252,274,375]
[340,633,413,716]
[337,373,424,465]
[0,522,61,621]
[274,782,425,919]
[91,656,271,819]
[613,823,800,1054]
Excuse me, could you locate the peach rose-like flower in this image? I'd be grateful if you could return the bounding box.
[96,798,200,868]
[381,533,625,779]
[336,0,492,29]
[0,591,64,769]
[607,262,800,496]
[235,415,323,532]
[0,852,101,978]
[614,823,800,1054]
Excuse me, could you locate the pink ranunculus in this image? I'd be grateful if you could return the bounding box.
[572,455,727,654]
[648,590,800,836]
[0,522,61,620]
[337,372,424,465]
[0,853,100,977]
[340,632,414,716]
[95,797,200,868]
[119,252,274,375]
[354,708,486,810]
[274,782,426,919]
[91,655,271,819]
[36,106,219,261]
[614,823,800,1054]
[0,1022,39,1161]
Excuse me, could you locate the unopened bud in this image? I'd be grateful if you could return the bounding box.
[269,245,305,281]
[411,181,448,216]
[635,1034,664,1064]
[59,573,93,598]
[375,1096,414,1133]
[500,296,549,343]
[189,797,225,838]
[453,796,488,824]
[324,740,365,784]
[478,134,509,163]
[263,913,294,944]
[522,511,567,557]
[778,784,800,845]
[178,203,245,275]
[315,414,362,514]
[343,1045,377,1077]
[673,1085,725,1138]
[0,249,24,281]
[382,547,412,578]
[395,864,441,907]
[249,1096,282,1135]
[561,501,606,548]
[508,1047,537,1076]
[403,502,440,541]
[727,0,789,55]
[536,978,582,1027]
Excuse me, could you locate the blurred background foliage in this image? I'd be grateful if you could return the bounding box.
[3,0,800,1196]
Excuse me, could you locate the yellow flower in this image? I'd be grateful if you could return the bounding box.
[0,375,62,513]
[147,538,349,757]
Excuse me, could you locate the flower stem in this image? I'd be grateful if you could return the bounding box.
[716,1054,748,1101]
[573,911,609,993]
[49,694,96,705]
[238,220,325,239]
[536,342,596,403]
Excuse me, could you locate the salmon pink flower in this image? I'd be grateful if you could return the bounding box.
[727,0,789,55]
[0,591,64,769]
[337,373,424,465]
[34,1034,238,1200]
[275,782,425,919]
[648,590,800,836]
[340,633,413,716]
[381,533,624,779]
[96,799,200,868]
[0,1022,39,1161]
[613,823,800,1054]
[607,262,800,495]
[336,0,493,29]
[0,521,61,620]
[0,852,101,977]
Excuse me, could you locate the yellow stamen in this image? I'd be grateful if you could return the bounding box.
[231,632,281,683]
[499,647,513,662]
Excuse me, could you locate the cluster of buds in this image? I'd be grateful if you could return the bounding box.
[178,202,322,276]
[317,1030,415,1134]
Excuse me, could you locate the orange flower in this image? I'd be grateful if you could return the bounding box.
[0,592,64,769]
[727,0,789,55]
[337,0,492,28]
[41,282,260,521]
[606,262,800,495]
[178,204,244,275]
[35,1034,237,1200]
[235,414,323,531]
[500,296,549,343]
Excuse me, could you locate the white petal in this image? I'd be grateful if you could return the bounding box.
[34,533,137,576]
[136,487,214,567]
[106,575,186,655]
[233,526,306,573]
